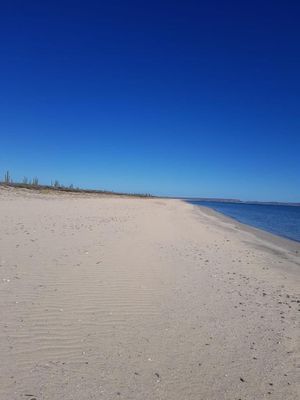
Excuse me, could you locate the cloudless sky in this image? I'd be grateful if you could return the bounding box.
[1,0,299,201]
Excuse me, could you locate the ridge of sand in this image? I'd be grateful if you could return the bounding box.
[0,187,299,399]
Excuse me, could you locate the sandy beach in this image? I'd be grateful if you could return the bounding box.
[0,186,299,400]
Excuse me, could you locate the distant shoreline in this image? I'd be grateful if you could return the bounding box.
[174,197,300,207]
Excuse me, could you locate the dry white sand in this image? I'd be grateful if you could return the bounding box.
[0,186,299,400]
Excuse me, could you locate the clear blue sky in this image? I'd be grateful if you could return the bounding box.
[1,1,299,201]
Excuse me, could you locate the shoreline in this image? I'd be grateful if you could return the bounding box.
[187,202,300,281]
[189,202,300,254]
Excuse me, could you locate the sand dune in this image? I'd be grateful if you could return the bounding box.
[0,187,299,399]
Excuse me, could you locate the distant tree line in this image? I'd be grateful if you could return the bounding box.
[0,170,153,198]
[2,170,77,189]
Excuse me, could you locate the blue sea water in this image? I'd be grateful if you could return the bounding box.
[188,200,300,243]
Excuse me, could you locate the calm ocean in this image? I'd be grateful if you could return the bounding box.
[188,200,300,243]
